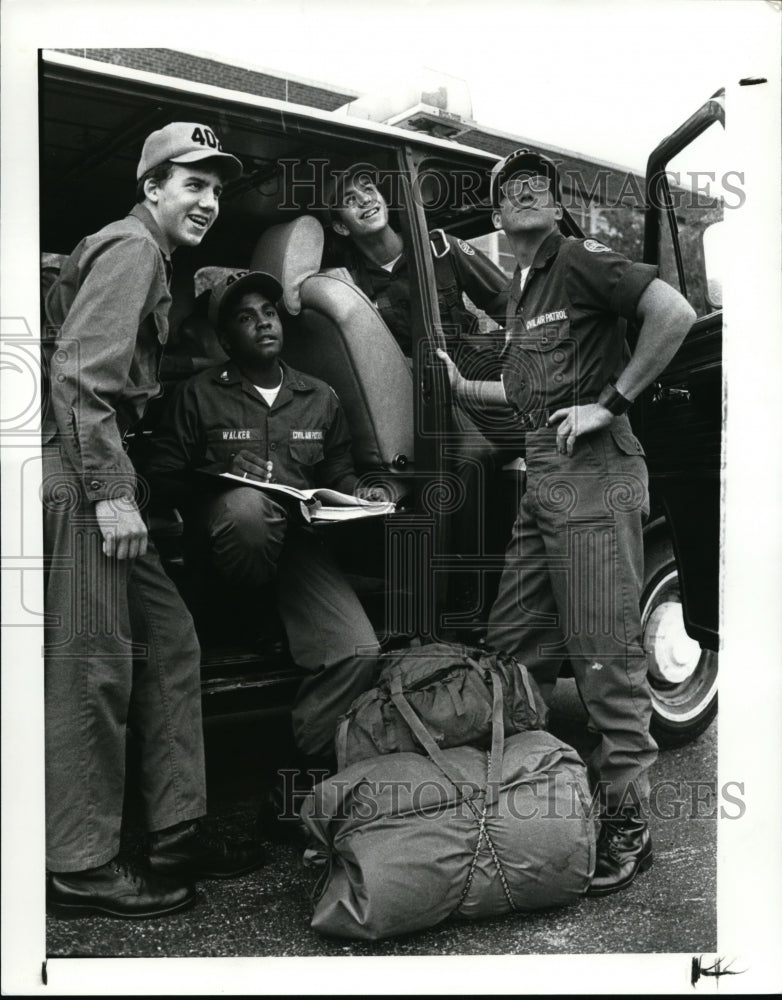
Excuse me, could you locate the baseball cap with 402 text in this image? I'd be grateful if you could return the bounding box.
[137,122,243,181]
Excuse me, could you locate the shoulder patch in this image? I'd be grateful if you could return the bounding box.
[583,239,612,254]
[456,238,475,256]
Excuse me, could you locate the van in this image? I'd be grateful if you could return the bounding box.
[39,49,722,745]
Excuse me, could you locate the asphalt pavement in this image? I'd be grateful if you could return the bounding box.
[46,679,717,960]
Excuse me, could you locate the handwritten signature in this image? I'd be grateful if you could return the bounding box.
[691,955,747,987]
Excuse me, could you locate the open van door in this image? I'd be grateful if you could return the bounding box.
[635,91,724,745]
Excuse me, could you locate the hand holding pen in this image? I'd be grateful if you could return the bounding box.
[229,449,274,483]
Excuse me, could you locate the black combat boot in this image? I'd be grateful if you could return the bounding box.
[587,812,653,897]
[256,755,332,847]
[48,858,195,918]
[148,819,266,880]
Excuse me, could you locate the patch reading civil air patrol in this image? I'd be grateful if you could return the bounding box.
[526,309,568,330]
[583,239,612,253]
[291,430,324,441]
[456,238,475,256]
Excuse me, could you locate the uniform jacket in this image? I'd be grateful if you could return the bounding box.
[342,232,508,359]
[43,203,172,502]
[501,230,657,416]
[146,360,359,507]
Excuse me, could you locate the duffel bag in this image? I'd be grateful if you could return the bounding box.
[335,642,547,770]
[301,672,594,940]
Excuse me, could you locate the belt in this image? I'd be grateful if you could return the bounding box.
[514,407,553,431]
[515,396,599,431]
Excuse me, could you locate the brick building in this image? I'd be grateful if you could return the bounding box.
[55,47,647,259]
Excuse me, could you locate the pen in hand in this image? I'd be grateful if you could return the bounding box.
[229,450,274,482]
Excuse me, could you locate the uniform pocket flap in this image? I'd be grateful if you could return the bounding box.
[609,421,646,457]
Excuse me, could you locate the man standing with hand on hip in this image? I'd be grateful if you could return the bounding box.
[438,149,695,895]
[42,123,264,919]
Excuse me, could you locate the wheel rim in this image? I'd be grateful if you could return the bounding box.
[642,567,718,724]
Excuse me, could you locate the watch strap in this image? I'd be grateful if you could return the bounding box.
[600,384,633,416]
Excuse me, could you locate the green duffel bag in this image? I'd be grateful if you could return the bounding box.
[335,642,547,770]
[301,672,595,940]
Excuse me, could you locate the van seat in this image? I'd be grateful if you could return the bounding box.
[251,219,414,488]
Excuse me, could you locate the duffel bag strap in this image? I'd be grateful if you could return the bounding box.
[335,716,350,772]
[453,673,517,915]
[388,674,474,797]
[517,659,542,718]
[499,649,546,725]
[462,655,505,796]
[483,667,505,807]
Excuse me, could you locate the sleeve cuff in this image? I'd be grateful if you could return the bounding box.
[83,473,136,503]
[614,262,658,319]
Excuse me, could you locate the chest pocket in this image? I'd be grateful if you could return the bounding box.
[504,326,577,405]
[525,315,577,381]
[288,431,325,466]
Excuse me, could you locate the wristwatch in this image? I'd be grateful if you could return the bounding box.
[600,383,633,416]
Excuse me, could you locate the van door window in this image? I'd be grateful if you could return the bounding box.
[654,120,725,317]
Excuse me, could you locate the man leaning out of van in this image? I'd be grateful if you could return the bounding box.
[326,162,512,615]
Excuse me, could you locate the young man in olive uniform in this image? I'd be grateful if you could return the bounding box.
[328,164,512,618]
[43,123,264,918]
[146,270,380,765]
[438,149,696,895]
[327,163,508,362]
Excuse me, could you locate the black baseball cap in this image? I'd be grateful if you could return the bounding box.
[490,148,561,207]
[208,269,283,328]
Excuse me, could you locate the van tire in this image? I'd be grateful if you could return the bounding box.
[641,535,718,748]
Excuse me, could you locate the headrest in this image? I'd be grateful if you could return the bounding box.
[250,216,324,316]
[193,265,237,299]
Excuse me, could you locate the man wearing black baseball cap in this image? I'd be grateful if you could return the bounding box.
[439,147,697,895]
[489,147,562,206]
[43,124,264,919]
[147,269,380,773]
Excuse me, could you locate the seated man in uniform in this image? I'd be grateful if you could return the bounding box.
[326,163,513,619]
[325,163,508,365]
[146,269,381,773]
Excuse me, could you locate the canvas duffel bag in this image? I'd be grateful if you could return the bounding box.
[301,672,595,940]
[335,642,547,770]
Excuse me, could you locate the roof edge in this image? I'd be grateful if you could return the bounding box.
[41,50,501,162]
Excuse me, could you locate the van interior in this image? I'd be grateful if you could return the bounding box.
[40,59,523,711]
